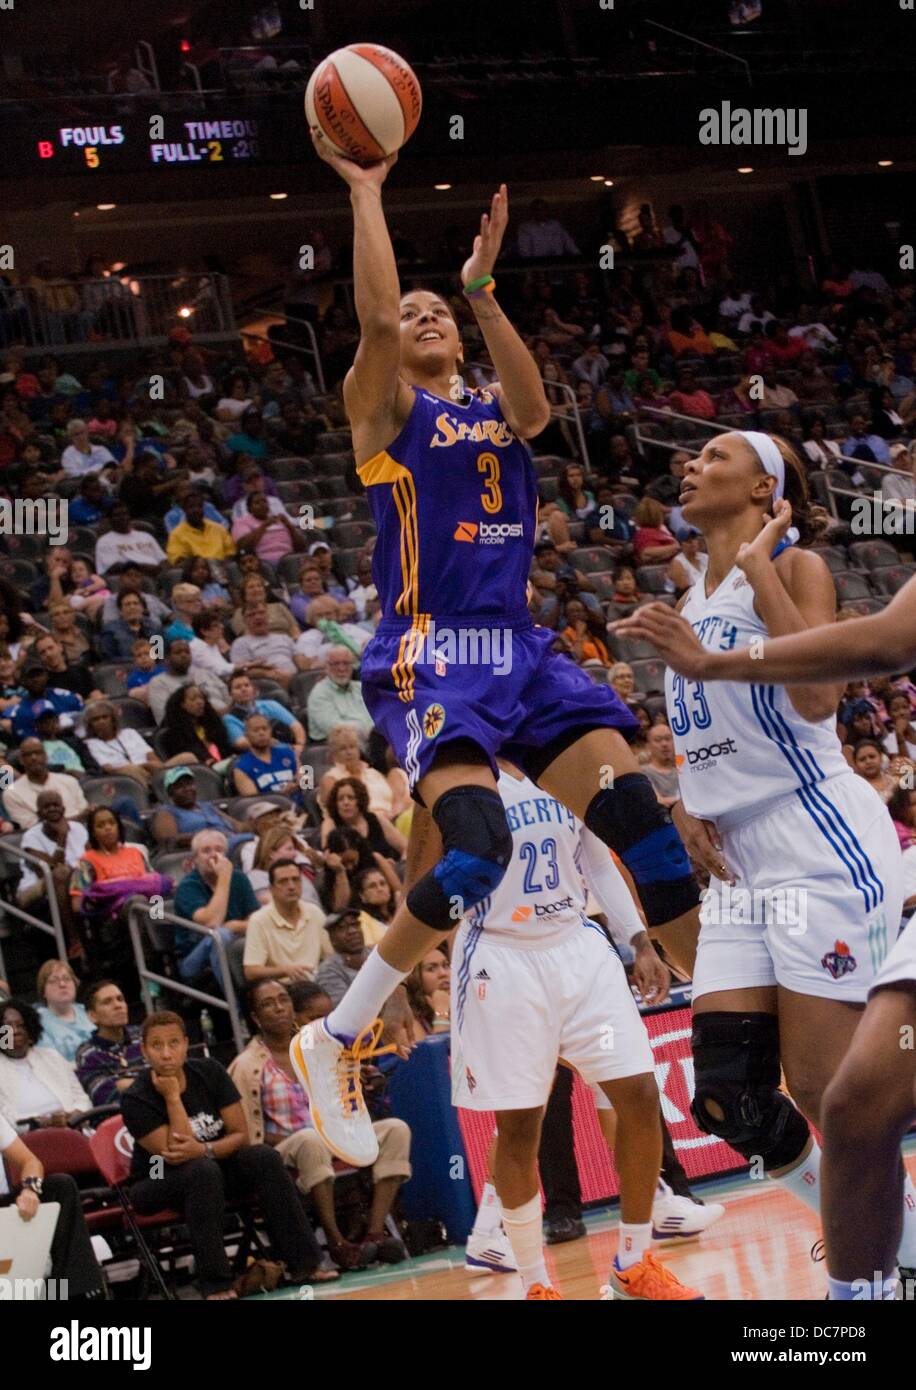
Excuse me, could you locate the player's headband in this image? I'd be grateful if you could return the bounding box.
[736,429,800,545]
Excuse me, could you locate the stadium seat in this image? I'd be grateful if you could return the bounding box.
[150,849,193,879]
[289,669,327,707]
[90,663,131,697]
[332,521,376,549]
[628,658,666,695]
[847,540,903,572]
[832,571,874,603]
[538,478,559,503]
[107,697,155,731]
[314,476,349,498]
[0,556,38,587]
[609,634,659,663]
[635,565,671,594]
[316,430,353,453]
[571,546,617,573]
[810,545,849,574]
[871,564,916,596]
[276,479,319,503]
[81,775,151,816]
[225,793,294,821]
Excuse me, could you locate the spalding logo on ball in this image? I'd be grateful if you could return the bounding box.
[305,44,422,164]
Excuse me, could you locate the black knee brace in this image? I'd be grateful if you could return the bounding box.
[406,785,513,932]
[584,774,699,926]
[690,1012,810,1171]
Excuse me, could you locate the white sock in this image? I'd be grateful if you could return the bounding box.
[771,1141,822,1214]
[325,949,406,1042]
[471,1183,503,1239]
[896,1174,916,1268]
[616,1221,652,1270]
[828,1272,898,1300]
[501,1194,549,1292]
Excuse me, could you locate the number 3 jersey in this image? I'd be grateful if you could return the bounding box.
[356,385,537,621]
[667,559,849,826]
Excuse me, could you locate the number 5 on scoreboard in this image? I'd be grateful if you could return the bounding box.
[84,147,99,169]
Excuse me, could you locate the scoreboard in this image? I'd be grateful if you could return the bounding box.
[2,109,311,177]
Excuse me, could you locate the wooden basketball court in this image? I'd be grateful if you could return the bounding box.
[262,1146,916,1301]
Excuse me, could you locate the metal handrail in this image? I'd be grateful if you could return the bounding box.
[463,360,591,472]
[0,842,69,978]
[127,900,246,1053]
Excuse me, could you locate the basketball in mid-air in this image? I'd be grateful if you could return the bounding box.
[305,43,422,164]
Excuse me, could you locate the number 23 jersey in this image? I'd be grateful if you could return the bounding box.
[667,561,849,825]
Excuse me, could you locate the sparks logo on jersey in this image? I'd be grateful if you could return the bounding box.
[821,939,857,979]
[430,413,516,449]
[422,703,445,738]
[454,520,524,545]
[435,657,447,677]
[511,905,532,922]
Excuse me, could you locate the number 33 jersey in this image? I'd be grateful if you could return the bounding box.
[667,560,849,826]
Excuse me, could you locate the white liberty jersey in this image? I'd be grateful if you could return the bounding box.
[466,769,636,944]
[668,556,849,826]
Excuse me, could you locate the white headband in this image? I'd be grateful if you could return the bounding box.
[737,430,800,544]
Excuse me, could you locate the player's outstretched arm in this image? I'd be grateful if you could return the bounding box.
[461,186,550,439]
[310,130,406,428]
[617,574,916,686]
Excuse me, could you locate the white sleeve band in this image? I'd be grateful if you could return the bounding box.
[578,827,647,946]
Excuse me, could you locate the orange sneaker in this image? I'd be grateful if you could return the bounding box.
[603,1252,704,1301]
[525,1283,563,1300]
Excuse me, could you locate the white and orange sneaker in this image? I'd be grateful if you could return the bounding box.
[289,1018,391,1167]
[526,1283,563,1300]
[602,1252,704,1301]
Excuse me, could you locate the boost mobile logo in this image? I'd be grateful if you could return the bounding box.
[453,521,523,544]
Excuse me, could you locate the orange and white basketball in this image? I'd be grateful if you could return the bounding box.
[305,44,422,164]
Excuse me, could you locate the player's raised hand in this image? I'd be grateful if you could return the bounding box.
[631,934,670,1006]
[612,603,708,681]
[461,184,509,286]
[736,497,794,578]
[310,127,398,188]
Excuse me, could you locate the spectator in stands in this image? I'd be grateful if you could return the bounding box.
[189,610,235,680]
[248,824,324,908]
[223,671,305,758]
[844,410,891,466]
[181,557,231,611]
[5,739,88,829]
[643,723,680,808]
[230,573,300,638]
[225,408,269,462]
[66,474,112,529]
[160,684,234,770]
[66,558,112,621]
[232,490,305,565]
[759,369,799,414]
[320,776,406,862]
[34,705,95,774]
[610,661,643,706]
[107,51,153,94]
[242,859,331,984]
[559,599,612,667]
[320,824,402,914]
[75,980,143,1106]
[7,659,83,743]
[667,529,708,592]
[98,587,162,661]
[318,724,410,820]
[802,413,844,470]
[147,637,230,723]
[214,373,254,423]
[123,1010,329,1297]
[152,766,249,852]
[232,980,409,1269]
[314,909,376,1006]
[406,946,451,1039]
[883,691,916,761]
[0,997,91,1126]
[232,713,299,796]
[529,540,601,621]
[881,441,916,523]
[295,595,370,669]
[125,637,164,703]
[173,829,258,992]
[69,807,161,927]
[237,802,289,869]
[667,307,715,358]
[229,601,302,689]
[15,789,86,958]
[306,541,350,602]
[306,646,374,742]
[35,960,93,1063]
[60,418,118,480]
[164,479,228,535]
[662,205,701,272]
[645,450,690,508]
[517,199,580,259]
[571,342,609,391]
[669,367,716,420]
[94,503,167,576]
[164,583,204,642]
[167,490,236,565]
[354,865,399,944]
[82,700,167,786]
[870,385,906,440]
[632,497,680,565]
[609,566,643,613]
[224,461,284,521]
[100,567,171,628]
[850,738,896,802]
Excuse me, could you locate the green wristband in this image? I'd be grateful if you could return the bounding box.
[464,273,495,293]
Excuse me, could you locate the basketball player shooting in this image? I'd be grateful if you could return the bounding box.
[290,128,704,1170]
